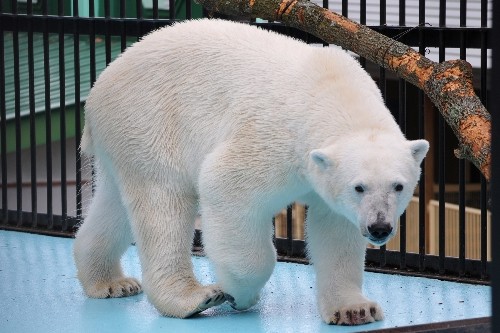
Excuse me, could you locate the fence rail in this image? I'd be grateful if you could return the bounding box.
[0,0,492,284]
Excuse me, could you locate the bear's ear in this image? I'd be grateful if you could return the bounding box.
[409,139,429,164]
[310,149,332,170]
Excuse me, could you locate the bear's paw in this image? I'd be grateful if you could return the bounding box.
[184,287,226,317]
[223,292,260,311]
[85,277,142,298]
[327,302,384,325]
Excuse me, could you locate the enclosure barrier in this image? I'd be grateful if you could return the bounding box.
[0,0,491,285]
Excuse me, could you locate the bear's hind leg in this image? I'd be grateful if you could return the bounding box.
[120,179,225,318]
[74,168,141,298]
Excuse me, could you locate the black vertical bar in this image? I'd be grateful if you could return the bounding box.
[12,0,22,226]
[89,0,96,195]
[359,0,366,68]
[89,0,96,84]
[399,0,405,26]
[318,0,327,46]
[322,0,328,47]
[0,1,7,225]
[457,0,467,277]
[152,0,160,29]
[169,0,175,20]
[341,0,347,17]
[438,117,445,275]
[438,0,446,275]
[480,174,488,278]
[105,0,111,66]
[398,0,406,270]
[460,0,466,27]
[58,0,68,230]
[120,0,126,18]
[89,0,96,85]
[458,158,466,276]
[74,0,82,221]
[136,0,143,40]
[398,80,407,268]
[479,0,488,280]
[378,0,387,268]
[27,0,38,227]
[153,0,159,19]
[120,0,127,51]
[186,0,192,19]
[380,0,386,25]
[480,5,487,99]
[490,0,500,330]
[439,0,446,27]
[43,0,53,228]
[360,0,366,24]
[417,0,426,272]
[286,204,293,257]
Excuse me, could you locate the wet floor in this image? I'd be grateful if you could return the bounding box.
[0,230,491,333]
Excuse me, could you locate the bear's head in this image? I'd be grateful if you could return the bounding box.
[307,133,429,246]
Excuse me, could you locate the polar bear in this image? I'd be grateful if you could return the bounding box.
[73,19,429,325]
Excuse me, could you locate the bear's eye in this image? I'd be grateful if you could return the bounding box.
[394,184,404,192]
[354,185,365,193]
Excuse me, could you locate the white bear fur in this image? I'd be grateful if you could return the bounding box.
[74,19,429,325]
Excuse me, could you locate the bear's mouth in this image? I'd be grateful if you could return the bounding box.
[367,236,391,246]
[362,230,394,246]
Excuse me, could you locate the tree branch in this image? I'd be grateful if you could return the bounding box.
[196,0,491,181]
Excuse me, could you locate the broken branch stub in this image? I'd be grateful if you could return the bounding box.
[196,0,491,181]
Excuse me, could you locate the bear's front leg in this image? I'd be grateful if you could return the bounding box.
[198,141,278,311]
[201,207,277,311]
[305,195,384,325]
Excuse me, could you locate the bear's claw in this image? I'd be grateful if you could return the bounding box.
[86,277,143,298]
[185,288,226,317]
[224,293,236,307]
[327,302,384,325]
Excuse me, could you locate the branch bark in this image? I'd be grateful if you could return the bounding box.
[196,0,491,181]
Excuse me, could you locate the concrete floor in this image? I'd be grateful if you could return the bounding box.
[0,230,491,333]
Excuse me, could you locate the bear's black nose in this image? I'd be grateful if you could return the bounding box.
[368,223,393,241]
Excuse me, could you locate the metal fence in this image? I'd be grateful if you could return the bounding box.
[0,0,492,283]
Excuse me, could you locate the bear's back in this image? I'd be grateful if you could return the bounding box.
[83,19,397,178]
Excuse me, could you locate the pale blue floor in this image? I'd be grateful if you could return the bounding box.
[0,230,491,333]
